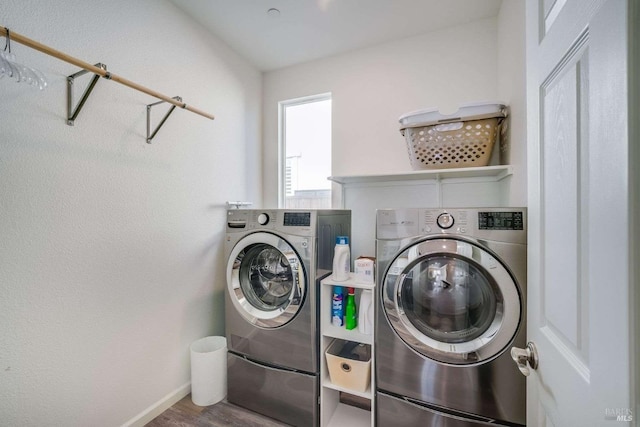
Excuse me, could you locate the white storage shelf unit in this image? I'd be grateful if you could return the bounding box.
[320,274,375,427]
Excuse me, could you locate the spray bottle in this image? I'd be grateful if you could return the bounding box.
[345,287,358,330]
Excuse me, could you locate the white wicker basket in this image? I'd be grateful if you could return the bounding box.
[399,103,508,170]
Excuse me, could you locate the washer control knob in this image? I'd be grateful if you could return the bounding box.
[437,213,454,229]
[257,213,270,225]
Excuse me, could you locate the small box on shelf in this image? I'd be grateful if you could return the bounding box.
[354,256,375,284]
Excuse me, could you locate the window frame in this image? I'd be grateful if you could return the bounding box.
[277,93,332,208]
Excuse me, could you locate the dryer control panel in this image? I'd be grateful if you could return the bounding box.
[376,208,527,244]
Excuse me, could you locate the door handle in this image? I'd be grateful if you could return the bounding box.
[511,342,539,377]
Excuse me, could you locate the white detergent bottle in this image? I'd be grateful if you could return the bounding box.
[332,236,350,281]
[358,289,373,335]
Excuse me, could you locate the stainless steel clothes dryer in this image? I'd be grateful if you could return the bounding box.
[225,209,350,427]
[375,208,527,426]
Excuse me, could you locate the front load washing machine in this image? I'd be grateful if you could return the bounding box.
[225,209,350,427]
[375,208,527,426]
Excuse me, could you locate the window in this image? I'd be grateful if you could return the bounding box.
[279,94,332,209]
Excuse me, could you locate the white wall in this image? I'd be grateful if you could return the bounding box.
[497,0,527,207]
[263,17,502,207]
[0,1,261,426]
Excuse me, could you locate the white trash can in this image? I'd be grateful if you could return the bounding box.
[190,336,227,406]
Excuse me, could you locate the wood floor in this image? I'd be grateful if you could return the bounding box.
[146,395,291,427]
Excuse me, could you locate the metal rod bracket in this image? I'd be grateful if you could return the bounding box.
[66,63,107,126]
[146,96,182,144]
[0,26,215,121]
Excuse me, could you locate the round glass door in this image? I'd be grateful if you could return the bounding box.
[382,237,522,365]
[227,232,305,328]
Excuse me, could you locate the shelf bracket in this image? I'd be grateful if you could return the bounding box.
[66,63,107,126]
[226,201,253,209]
[146,96,182,144]
[435,175,443,207]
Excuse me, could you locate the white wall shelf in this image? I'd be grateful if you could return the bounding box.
[329,165,514,258]
[329,165,512,185]
[322,377,372,399]
[320,274,375,427]
[323,324,373,345]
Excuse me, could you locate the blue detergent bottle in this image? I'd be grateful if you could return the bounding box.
[331,286,344,327]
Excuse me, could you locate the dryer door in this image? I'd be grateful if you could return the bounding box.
[382,237,521,365]
[227,232,305,329]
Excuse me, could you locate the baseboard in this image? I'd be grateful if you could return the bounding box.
[121,382,191,427]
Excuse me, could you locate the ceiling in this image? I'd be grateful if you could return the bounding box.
[168,0,503,71]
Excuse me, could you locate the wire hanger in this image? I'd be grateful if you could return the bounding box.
[0,27,47,90]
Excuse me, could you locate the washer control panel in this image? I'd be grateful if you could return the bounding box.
[227,209,317,233]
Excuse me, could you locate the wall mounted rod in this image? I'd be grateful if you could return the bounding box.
[0,26,215,121]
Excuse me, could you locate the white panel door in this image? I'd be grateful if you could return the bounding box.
[525,0,633,425]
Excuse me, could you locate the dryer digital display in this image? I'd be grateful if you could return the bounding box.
[478,211,524,230]
[284,212,311,227]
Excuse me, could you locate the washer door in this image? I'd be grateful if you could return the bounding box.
[227,232,305,328]
[382,237,521,365]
